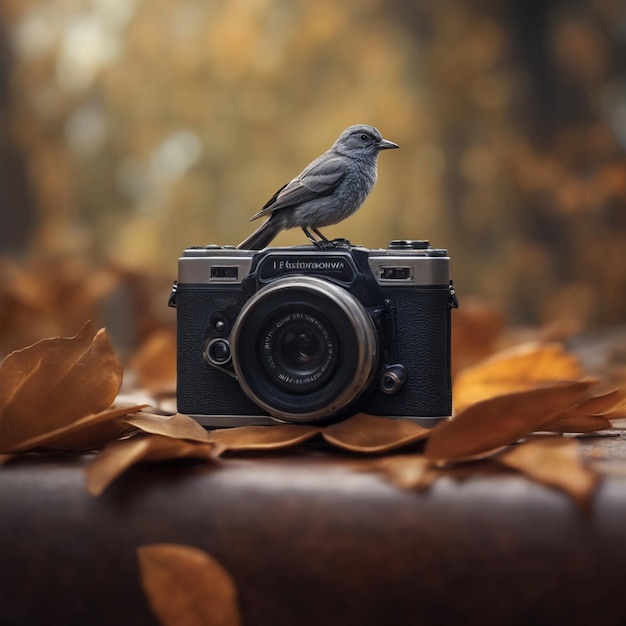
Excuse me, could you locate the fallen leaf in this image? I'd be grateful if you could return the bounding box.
[540,414,613,433]
[540,389,626,432]
[123,411,213,442]
[558,389,626,418]
[453,342,584,412]
[0,322,123,452]
[602,391,626,419]
[321,413,431,453]
[138,544,242,626]
[495,437,599,512]
[205,424,320,451]
[425,381,594,462]
[6,404,145,453]
[85,434,219,496]
[129,328,177,393]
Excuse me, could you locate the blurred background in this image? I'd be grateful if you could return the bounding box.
[0,0,625,359]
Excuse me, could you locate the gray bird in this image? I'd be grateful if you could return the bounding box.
[237,124,399,250]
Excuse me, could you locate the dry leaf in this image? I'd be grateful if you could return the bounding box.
[496,437,599,512]
[205,424,320,450]
[86,434,218,496]
[0,322,123,452]
[129,328,177,393]
[598,390,626,420]
[453,342,584,412]
[35,404,145,452]
[321,413,431,453]
[425,381,594,462]
[123,411,213,443]
[5,404,145,453]
[540,414,613,433]
[138,544,242,626]
[540,389,626,432]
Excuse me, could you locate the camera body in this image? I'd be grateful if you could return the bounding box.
[171,241,457,427]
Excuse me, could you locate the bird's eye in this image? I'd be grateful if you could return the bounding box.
[360,134,369,142]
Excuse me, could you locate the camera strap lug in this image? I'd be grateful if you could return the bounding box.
[168,281,178,308]
[448,281,459,309]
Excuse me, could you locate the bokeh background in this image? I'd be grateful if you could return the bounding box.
[1,0,625,357]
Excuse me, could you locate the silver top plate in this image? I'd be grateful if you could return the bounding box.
[178,245,450,286]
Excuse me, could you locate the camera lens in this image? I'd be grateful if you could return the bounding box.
[231,276,378,423]
[260,309,337,393]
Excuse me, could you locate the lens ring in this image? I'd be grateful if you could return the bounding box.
[231,276,378,422]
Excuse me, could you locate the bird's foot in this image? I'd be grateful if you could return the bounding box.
[313,239,337,250]
[317,237,353,249]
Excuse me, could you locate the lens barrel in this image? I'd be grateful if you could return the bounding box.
[231,276,378,422]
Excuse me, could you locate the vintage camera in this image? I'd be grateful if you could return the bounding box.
[169,241,457,427]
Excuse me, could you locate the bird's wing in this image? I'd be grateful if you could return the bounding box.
[249,156,347,221]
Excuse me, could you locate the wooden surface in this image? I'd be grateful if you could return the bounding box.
[1,436,626,626]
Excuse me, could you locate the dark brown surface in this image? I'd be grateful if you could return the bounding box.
[1,440,626,626]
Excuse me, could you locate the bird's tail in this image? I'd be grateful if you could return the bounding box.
[236,217,282,250]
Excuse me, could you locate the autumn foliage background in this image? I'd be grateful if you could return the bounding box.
[0,0,625,359]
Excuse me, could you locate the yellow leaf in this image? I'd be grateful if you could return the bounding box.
[322,413,431,453]
[0,322,123,452]
[138,544,242,626]
[453,342,584,412]
[425,381,593,462]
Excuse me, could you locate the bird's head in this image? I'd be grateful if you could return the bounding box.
[332,124,399,158]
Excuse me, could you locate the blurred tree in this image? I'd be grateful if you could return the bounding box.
[0,0,624,332]
[0,16,34,253]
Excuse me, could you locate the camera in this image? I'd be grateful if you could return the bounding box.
[169,240,457,427]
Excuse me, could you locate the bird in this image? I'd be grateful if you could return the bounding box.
[237,124,399,250]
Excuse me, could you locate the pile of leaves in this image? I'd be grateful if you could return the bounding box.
[1,320,625,626]
[1,320,625,507]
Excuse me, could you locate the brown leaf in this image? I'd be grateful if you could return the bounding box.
[85,434,218,496]
[495,437,599,512]
[6,404,145,453]
[540,414,612,433]
[322,413,432,453]
[601,390,626,419]
[129,328,177,393]
[205,424,320,451]
[425,381,594,462]
[0,322,123,452]
[540,389,626,432]
[122,411,213,443]
[138,544,242,626]
[453,342,584,412]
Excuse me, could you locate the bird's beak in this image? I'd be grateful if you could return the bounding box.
[376,138,399,150]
